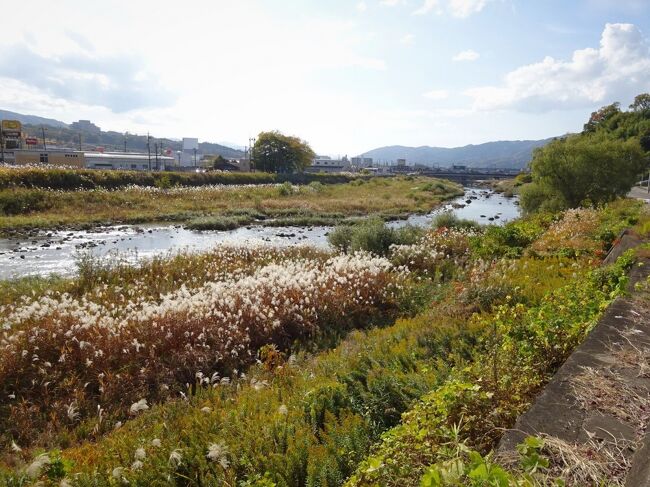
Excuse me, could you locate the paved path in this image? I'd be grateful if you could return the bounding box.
[630,185,650,202]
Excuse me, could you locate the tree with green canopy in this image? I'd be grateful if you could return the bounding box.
[520,134,646,213]
[630,93,650,113]
[252,131,315,173]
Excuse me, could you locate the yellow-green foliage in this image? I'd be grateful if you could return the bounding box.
[346,256,634,487]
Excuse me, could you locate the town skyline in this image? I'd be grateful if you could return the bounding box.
[1,0,649,155]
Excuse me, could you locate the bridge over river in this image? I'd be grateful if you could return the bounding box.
[418,170,518,184]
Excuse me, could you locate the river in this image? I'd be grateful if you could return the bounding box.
[0,188,518,279]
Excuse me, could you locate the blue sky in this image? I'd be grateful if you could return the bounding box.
[0,0,649,155]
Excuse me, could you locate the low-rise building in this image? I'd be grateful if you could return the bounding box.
[85,151,174,170]
[307,155,351,173]
[7,149,173,170]
[11,149,85,168]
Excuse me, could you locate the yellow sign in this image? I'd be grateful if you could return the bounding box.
[1,119,22,137]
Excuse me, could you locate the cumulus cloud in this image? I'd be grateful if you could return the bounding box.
[465,23,650,111]
[452,49,480,61]
[448,0,488,17]
[413,0,490,17]
[400,33,416,45]
[356,1,367,12]
[423,89,449,100]
[0,44,175,113]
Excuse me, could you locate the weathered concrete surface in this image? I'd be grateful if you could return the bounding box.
[603,230,644,265]
[498,257,650,486]
[629,186,650,202]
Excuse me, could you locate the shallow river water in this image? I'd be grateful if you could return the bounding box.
[0,188,518,279]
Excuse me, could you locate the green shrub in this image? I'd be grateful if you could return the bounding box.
[0,189,53,215]
[309,181,325,192]
[328,220,424,256]
[186,215,253,230]
[431,212,481,231]
[470,218,546,259]
[519,182,566,215]
[278,182,294,196]
[328,225,356,252]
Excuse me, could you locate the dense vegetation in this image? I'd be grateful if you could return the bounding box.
[0,175,462,235]
[0,166,356,192]
[252,132,316,174]
[521,93,650,214]
[1,196,646,486]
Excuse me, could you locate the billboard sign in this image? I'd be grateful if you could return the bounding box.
[25,137,39,145]
[1,120,22,138]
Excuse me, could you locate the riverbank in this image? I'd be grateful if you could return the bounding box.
[1,198,646,486]
[0,176,463,236]
[0,188,518,280]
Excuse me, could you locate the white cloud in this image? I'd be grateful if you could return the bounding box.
[381,0,405,6]
[413,0,440,15]
[356,1,367,12]
[423,89,449,100]
[413,0,490,17]
[448,0,488,17]
[400,33,416,45]
[452,49,480,61]
[465,23,650,112]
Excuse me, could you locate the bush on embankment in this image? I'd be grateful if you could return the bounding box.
[0,166,359,191]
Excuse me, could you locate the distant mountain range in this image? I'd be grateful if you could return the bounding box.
[0,109,244,158]
[361,138,556,170]
[0,109,69,129]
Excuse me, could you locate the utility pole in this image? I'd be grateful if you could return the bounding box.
[124,133,127,153]
[155,142,159,171]
[0,123,4,164]
[193,148,197,168]
[147,132,151,171]
[249,137,255,172]
[78,133,82,151]
[41,126,47,150]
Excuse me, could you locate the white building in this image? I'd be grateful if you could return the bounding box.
[85,152,174,171]
[179,137,200,167]
[307,155,351,173]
